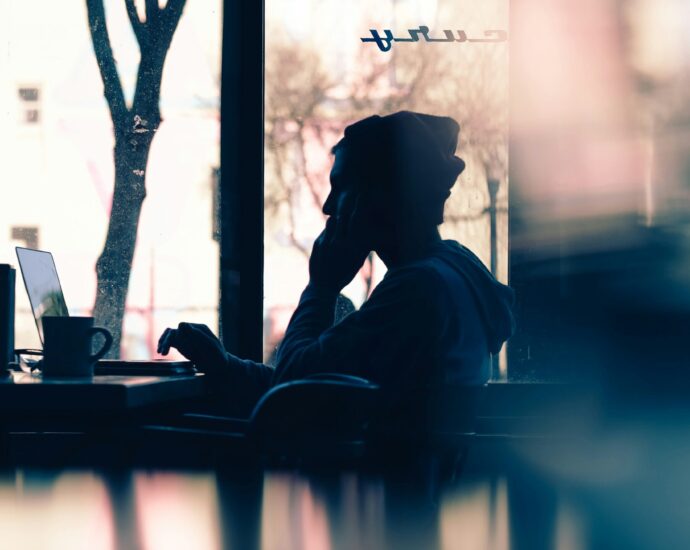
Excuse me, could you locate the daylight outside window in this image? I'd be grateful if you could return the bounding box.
[0,0,221,359]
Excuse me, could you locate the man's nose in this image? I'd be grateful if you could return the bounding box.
[322,193,335,215]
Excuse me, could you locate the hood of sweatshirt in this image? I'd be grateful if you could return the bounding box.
[433,239,516,354]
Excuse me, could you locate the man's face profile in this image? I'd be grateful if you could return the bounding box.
[323,147,358,220]
[323,146,384,251]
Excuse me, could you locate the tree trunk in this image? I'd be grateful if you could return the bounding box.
[94,130,154,357]
[86,0,186,358]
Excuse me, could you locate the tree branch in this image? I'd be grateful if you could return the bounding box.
[145,0,159,25]
[158,0,187,59]
[86,0,128,134]
[131,0,186,118]
[295,124,326,212]
[124,0,147,46]
[163,0,186,28]
[270,134,310,259]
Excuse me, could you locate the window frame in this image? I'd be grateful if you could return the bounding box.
[219,0,265,362]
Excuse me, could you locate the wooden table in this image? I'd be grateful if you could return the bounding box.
[0,371,205,413]
[0,371,208,466]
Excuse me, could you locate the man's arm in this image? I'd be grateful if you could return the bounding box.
[213,354,274,414]
[158,322,274,412]
[273,266,446,388]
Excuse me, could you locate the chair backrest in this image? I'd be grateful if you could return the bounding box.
[247,374,486,464]
[247,375,380,461]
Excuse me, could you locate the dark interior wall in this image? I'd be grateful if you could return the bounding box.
[507,1,690,403]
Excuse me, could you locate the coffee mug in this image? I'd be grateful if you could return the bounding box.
[42,316,112,377]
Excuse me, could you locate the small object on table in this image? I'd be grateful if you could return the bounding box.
[0,265,15,377]
[42,316,112,377]
[14,349,43,374]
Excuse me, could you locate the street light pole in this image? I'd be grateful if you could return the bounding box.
[488,178,501,378]
[488,178,500,278]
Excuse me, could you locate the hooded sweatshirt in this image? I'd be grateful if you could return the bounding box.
[272,239,515,394]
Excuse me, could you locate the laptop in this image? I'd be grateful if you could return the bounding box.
[15,247,196,376]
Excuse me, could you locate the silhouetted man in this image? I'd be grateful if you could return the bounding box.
[158,111,515,415]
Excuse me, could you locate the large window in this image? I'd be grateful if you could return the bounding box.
[0,0,221,358]
[263,0,510,374]
[10,1,684,382]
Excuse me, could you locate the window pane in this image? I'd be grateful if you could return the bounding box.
[0,0,221,358]
[264,0,509,374]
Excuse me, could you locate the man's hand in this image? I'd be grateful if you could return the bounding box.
[309,215,370,293]
[158,322,227,373]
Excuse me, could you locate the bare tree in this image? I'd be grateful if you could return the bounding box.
[265,30,508,293]
[264,38,332,254]
[86,0,187,356]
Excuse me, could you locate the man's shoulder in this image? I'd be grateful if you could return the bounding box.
[385,258,444,283]
[379,260,448,303]
[382,242,477,301]
[387,243,460,283]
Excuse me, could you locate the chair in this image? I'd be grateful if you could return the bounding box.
[138,375,485,474]
[248,373,380,465]
[136,373,379,467]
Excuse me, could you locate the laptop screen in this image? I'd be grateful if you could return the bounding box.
[15,247,69,345]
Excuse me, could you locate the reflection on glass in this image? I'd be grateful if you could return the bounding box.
[0,471,115,550]
[0,468,633,549]
[135,472,222,550]
[261,473,333,550]
[440,478,507,550]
